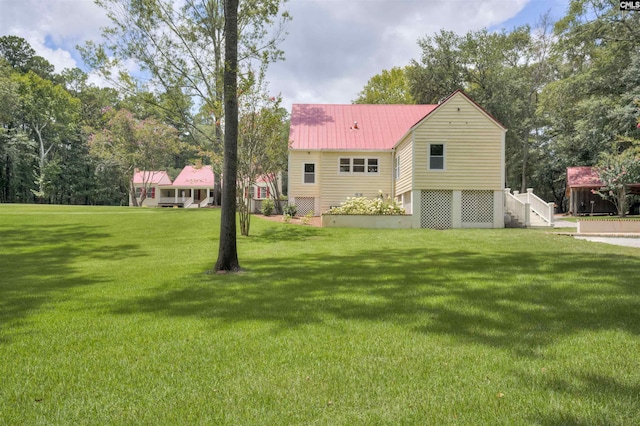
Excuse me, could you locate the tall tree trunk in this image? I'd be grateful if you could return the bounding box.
[34,126,48,197]
[267,175,283,214]
[129,178,139,207]
[215,0,240,272]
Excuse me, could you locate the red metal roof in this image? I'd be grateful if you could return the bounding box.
[289,104,437,150]
[567,166,640,190]
[566,166,603,188]
[133,170,172,185]
[256,173,277,183]
[172,165,215,187]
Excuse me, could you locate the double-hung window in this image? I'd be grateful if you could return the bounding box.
[429,143,445,170]
[367,159,378,173]
[353,158,365,173]
[304,163,315,184]
[395,156,400,179]
[339,157,379,174]
[339,158,351,173]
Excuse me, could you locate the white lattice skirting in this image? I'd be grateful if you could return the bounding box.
[294,197,315,216]
[461,190,494,225]
[420,190,496,229]
[420,190,452,229]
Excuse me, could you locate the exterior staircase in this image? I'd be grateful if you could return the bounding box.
[504,188,554,228]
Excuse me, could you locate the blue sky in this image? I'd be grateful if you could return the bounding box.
[0,0,568,108]
[495,0,566,30]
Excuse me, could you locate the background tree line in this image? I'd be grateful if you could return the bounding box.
[355,0,640,212]
[0,3,290,209]
[2,0,639,214]
[0,35,202,205]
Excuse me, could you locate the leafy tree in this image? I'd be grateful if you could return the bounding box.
[89,108,181,206]
[0,59,31,202]
[82,0,290,269]
[81,0,290,162]
[353,67,414,104]
[0,35,35,71]
[407,30,465,104]
[13,71,81,198]
[237,67,289,235]
[539,0,640,189]
[0,35,55,79]
[594,146,640,217]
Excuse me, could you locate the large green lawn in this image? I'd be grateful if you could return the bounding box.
[1,204,639,425]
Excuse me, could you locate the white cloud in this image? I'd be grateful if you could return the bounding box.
[0,0,109,72]
[267,0,530,108]
[1,0,545,110]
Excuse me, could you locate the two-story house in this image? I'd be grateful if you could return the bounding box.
[288,90,507,229]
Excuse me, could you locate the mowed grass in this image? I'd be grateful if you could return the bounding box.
[1,204,639,425]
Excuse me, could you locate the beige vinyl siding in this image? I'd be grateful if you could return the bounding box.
[412,94,504,190]
[319,151,393,213]
[394,134,414,195]
[289,150,321,198]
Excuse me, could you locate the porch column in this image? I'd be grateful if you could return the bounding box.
[570,188,574,215]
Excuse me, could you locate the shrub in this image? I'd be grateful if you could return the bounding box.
[300,212,313,225]
[327,192,405,215]
[261,198,275,216]
[283,203,297,217]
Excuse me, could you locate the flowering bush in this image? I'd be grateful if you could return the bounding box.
[593,148,640,217]
[327,192,405,215]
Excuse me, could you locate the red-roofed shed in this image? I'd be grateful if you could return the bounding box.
[566,166,640,215]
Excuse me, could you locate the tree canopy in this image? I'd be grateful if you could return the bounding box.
[353,67,414,104]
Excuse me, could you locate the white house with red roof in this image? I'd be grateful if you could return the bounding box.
[288,90,507,228]
[129,170,173,207]
[130,165,215,208]
[249,172,283,213]
[171,165,215,208]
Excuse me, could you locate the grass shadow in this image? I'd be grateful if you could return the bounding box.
[254,225,323,243]
[113,242,640,355]
[0,224,144,341]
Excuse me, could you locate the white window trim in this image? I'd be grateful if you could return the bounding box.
[303,162,316,184]
[367,158,379,174]
[395,156,401,179]
[257,186,267,199]
[338,157,380,175]
[428,142,446,171]
[339,157,351,173]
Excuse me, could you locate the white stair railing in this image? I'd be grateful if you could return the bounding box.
[181,196,194,208]
[525,188,554,226]
[198,197,211,208]
[504,188,530,227]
